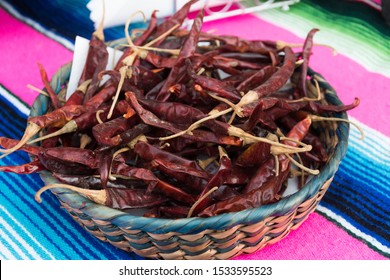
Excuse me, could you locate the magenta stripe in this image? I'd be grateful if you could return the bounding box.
[0,8,73,106]
[234,213,387,260]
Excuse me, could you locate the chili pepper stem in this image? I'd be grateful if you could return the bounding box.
[228,126,312,151]
[35,183,106,205]
[187,186,219,218]
[0,122,41,158]
[310,115,365,140]
[93,0,106,41]
[27,84,50,97]
[284,153,319,175]
[276,41,337,55]
[28,120,78,144]
[79,134,92,149]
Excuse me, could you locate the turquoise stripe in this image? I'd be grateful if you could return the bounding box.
[339,158,390,200]
[7,174,100,260]
[0,181,70,259]
[0,230,21,259]
[0,249,8,259]
[0,206,53,259]
[0,219,35,259]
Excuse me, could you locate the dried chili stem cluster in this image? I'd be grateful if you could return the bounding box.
[0,0,360,218]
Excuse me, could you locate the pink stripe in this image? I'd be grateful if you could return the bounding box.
[0,8,73,106]
[233,213,387,260]
[202,15,390,137]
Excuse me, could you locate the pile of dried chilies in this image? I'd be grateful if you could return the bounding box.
[0,1,361,218]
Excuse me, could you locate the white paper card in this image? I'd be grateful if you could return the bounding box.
[66,36,124,100]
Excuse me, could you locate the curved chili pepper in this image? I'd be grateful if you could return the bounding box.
[0,159,45,174]
[299,28,319,97]
[251,47,296,98]
[0,136,42,156]
[37,62,61,109]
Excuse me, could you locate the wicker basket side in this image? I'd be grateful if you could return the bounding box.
[54,177,332,259]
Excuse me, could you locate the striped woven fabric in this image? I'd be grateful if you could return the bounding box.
[0,0,389,260]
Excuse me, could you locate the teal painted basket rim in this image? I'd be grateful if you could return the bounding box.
[31,63,349,235]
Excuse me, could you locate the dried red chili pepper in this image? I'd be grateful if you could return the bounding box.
[0,159,45,174]
[35,183,168,210]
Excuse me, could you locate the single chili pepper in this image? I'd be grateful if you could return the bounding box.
[53,173,148,190]
[221,70,258,87]
[37,151,95,175]
[37,62,61,109]
[150,158,207,192]
[137,97,227,134]
[133,141,207,176]
[64,79,91,107]
[278,114,327,162]
[0,159,45,174]
[236,65,276,93]
[208,55,265,73]
[112,161,196,205]
[299,28,319,97]
[190,72,241,103]
[153,0,197,40]
[156,9,204,101]
[189,148,232,216]
[236,141,271,167]
[92,116,138,146]
[0,136,42,156]
[80,34,109,103]
[39,147,98,169]
[251,47,296,98]
[35,183,169,210]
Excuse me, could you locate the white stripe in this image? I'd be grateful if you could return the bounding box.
[0,206,55,259]
[0,85,30,116]
[0,240,17,260]
[1,1,75,51]
[349,119,390,155]
[0,228,29,259]
[316,205,390,255]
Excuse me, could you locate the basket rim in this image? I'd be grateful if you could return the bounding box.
[31,63,349,234]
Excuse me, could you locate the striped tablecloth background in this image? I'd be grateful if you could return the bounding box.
[0,0,389,260]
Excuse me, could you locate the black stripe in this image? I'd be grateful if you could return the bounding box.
[321,191,390,244]
[316,210,390,259]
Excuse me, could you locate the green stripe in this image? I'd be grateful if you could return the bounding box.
[242,0,390,77]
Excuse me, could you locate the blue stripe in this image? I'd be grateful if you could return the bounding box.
[340,155,390,196]
[334,167,390,210]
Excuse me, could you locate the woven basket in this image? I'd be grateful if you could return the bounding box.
[30,62,349,260]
